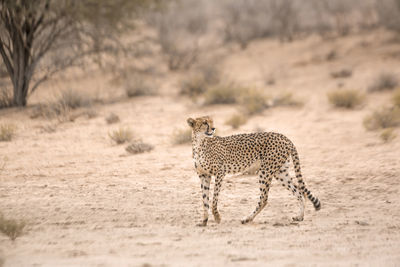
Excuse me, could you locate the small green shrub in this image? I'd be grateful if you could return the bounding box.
[363,107,400,130]
[109,127,133,144]
[327,89,365,109]
[225,114,247,129]
[126,140,154,154]
[368,72,398,92]
[393,90,400,107]
[172,128,192,145]
[0,124,16,142]
[0,213,25,241]
[380,128,396,142]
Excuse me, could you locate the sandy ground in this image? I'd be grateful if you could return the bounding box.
[1,31,400,266]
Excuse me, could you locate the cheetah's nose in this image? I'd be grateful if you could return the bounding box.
[212,128,215,131]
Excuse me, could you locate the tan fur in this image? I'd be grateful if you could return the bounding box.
[187,116,321,226]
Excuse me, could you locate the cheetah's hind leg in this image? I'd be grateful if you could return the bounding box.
[275,159,305,221]
[241,168,273,224]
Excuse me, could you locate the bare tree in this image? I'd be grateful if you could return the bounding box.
[376,0,400,32]
[0,0,158,107]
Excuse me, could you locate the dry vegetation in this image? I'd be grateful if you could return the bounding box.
[180,65,221,98]
[125,140,154,154]
[272,92,303,107]
[327,89,365,109]
[0,123,16,142]
[105,113,120,124]
[368,72,399,92]
[180,75,209,98]
[59,89,92,109]
[2,0,400,265]
[225,114,247,129]
[203,83,240,105]
[0,213,25,241]
[109,127,133,144]
[330,69,353,79]
[239,88,271,115]
[0,86,12,109]
[393,89,400,107]
[30,89,94,120]
[125,75,156,97]
[363,107,400,130]
[380,128,397,142]
[172,128,192,145]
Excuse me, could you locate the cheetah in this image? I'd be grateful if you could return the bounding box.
[187,116,321,226]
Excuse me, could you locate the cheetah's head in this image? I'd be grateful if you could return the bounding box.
[187,116,215,138]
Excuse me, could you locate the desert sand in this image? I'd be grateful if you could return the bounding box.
[1,31,400,266]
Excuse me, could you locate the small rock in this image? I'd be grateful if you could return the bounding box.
[355,220,369,226]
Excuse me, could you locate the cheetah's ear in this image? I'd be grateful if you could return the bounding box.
[187,118,195,128]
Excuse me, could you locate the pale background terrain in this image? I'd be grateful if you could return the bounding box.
[1,2,400,266]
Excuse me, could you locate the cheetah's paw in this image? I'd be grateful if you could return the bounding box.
[213,213,221,224]
[292,216,304,222]
[196,219,208,227]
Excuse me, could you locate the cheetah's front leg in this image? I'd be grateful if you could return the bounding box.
[197,174,211,227]
[212,174,224,223]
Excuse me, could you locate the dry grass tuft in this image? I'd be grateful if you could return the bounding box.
[0,123,16,142]
[30,102,69,119]
[0,213,25,241]
[0,86,13,109]
[204,83,240,105]
[180,74,209,98]
[239,88,271,115]
[59,88,91,109]
[368,72,398,92]
[172,128,192,145]
[125,140,154,154]
[225,114,247,129]
[31,89,92,120]
[105,113,120,124]
[85,109,98,119]
[109,127,133,144]
[273,92,303,107]
[330,69,352,79]
[327,89,365,109]
[393,89,400,107]
[181,65,220,98]
[380,128,396,143]
[363,107,400,131]
[125,75,156,97]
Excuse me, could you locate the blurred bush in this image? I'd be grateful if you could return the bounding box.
[368,72,399,92]
[327,89,365,109]
[225,114,247,129]
[364,107,400,130]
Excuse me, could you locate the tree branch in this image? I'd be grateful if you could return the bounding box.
[0,36,14,77]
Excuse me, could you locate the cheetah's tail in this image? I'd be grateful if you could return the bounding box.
[290,147,321,211]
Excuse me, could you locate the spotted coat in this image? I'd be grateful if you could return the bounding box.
[187,116,321,226]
